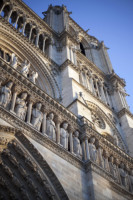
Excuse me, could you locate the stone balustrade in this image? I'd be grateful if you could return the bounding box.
[0,0,52,55]
[0,57,133,194]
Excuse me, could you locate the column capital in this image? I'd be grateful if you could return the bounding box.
[55,116,62,124]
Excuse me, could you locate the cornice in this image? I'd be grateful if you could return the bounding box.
[0,106,83,170]
[69,17,98,43]
[109,72,126,87]
[0,61,78,126]
[117,108,133,119]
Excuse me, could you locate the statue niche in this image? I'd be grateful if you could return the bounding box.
[46,112,56,141]
[60,122,69,149]
[73,131,82,158]
[10,53,18,69]
[0,81,13,107]
[15,92,27,120]
[88,137,97,162]
[31,102,43,131]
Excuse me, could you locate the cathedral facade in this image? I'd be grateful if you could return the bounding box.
[0,0,133,199]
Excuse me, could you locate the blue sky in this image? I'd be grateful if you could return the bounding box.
[23,0,133,112]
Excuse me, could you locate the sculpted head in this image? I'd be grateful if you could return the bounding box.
[6,81,13,89]
[62,122,68,130]
[74,131,79,138]
[36,102,42,110]
[90,137,95,144]
[49,112,54,120]
[21,92,27,100]
[120,162,125,169]
[109,156,114,163]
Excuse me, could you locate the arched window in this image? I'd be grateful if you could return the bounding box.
[9,11,18,26]
[24,23,31,38]
[45,38,49,55]
[5,53,11,62]
[31,28,37,44]
[1,4,10,18]
[17,16,24,32]
[38,34,43,50]
[80,42,86,56]
[0,0,4,11]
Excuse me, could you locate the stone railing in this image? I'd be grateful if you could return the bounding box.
[0,58,133,194]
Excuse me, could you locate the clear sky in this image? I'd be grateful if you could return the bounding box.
[23,0,133,112]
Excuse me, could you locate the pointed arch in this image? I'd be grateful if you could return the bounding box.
[0,125,69,200]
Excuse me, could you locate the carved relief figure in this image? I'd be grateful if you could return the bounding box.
[46,112,56,141]
[119,162,127,187]
[73,131,82,158]
[109,156,120,181]
[88,137,97,162]
[91,112,105,129]
[60,122,69,149]
[31,102,43,131]
[10,53,18,69]
[0,81,13,107]
[15,92,27,120]
[21,60,30,77]
[97,146,104,167]
[29,71,38,84]
[113,133,119,146]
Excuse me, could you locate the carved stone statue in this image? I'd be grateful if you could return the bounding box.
[29,71,38,84]
[15,92,27,120]
[97,146,104,167]
[10,53,18,69]
[88,137,97,162]
[109,156,120,181]
[73,131,82,158]
[113,133,119,146]
[119,162,127,187]
[46,112,56,141]
[103,151,110,172]
[21,60,30,77]
[60,122,69,149]
[0,81,13,107]
[31,102,43,131]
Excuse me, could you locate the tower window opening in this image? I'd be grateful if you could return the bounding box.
[80,43,86,56]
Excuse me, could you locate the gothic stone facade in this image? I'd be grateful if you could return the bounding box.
[0,0,133,200]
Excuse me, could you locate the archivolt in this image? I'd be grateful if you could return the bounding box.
[0,126,69,200]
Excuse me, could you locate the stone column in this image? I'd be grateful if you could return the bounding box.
[55,116,61,145]
[14,15,19,28]
[0,4,6,15]
[42,106,48,135]
[68,125,74,153]
[35,31,40,47]
[10,86,18,112]
[42,37,47,53]
[7,9,13,21]
[85,137,90,161]
[81,140,86,161]
[89,75,93,93]
[22,21,26,35]
[27,98,33,124]
[95,80,100,98]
